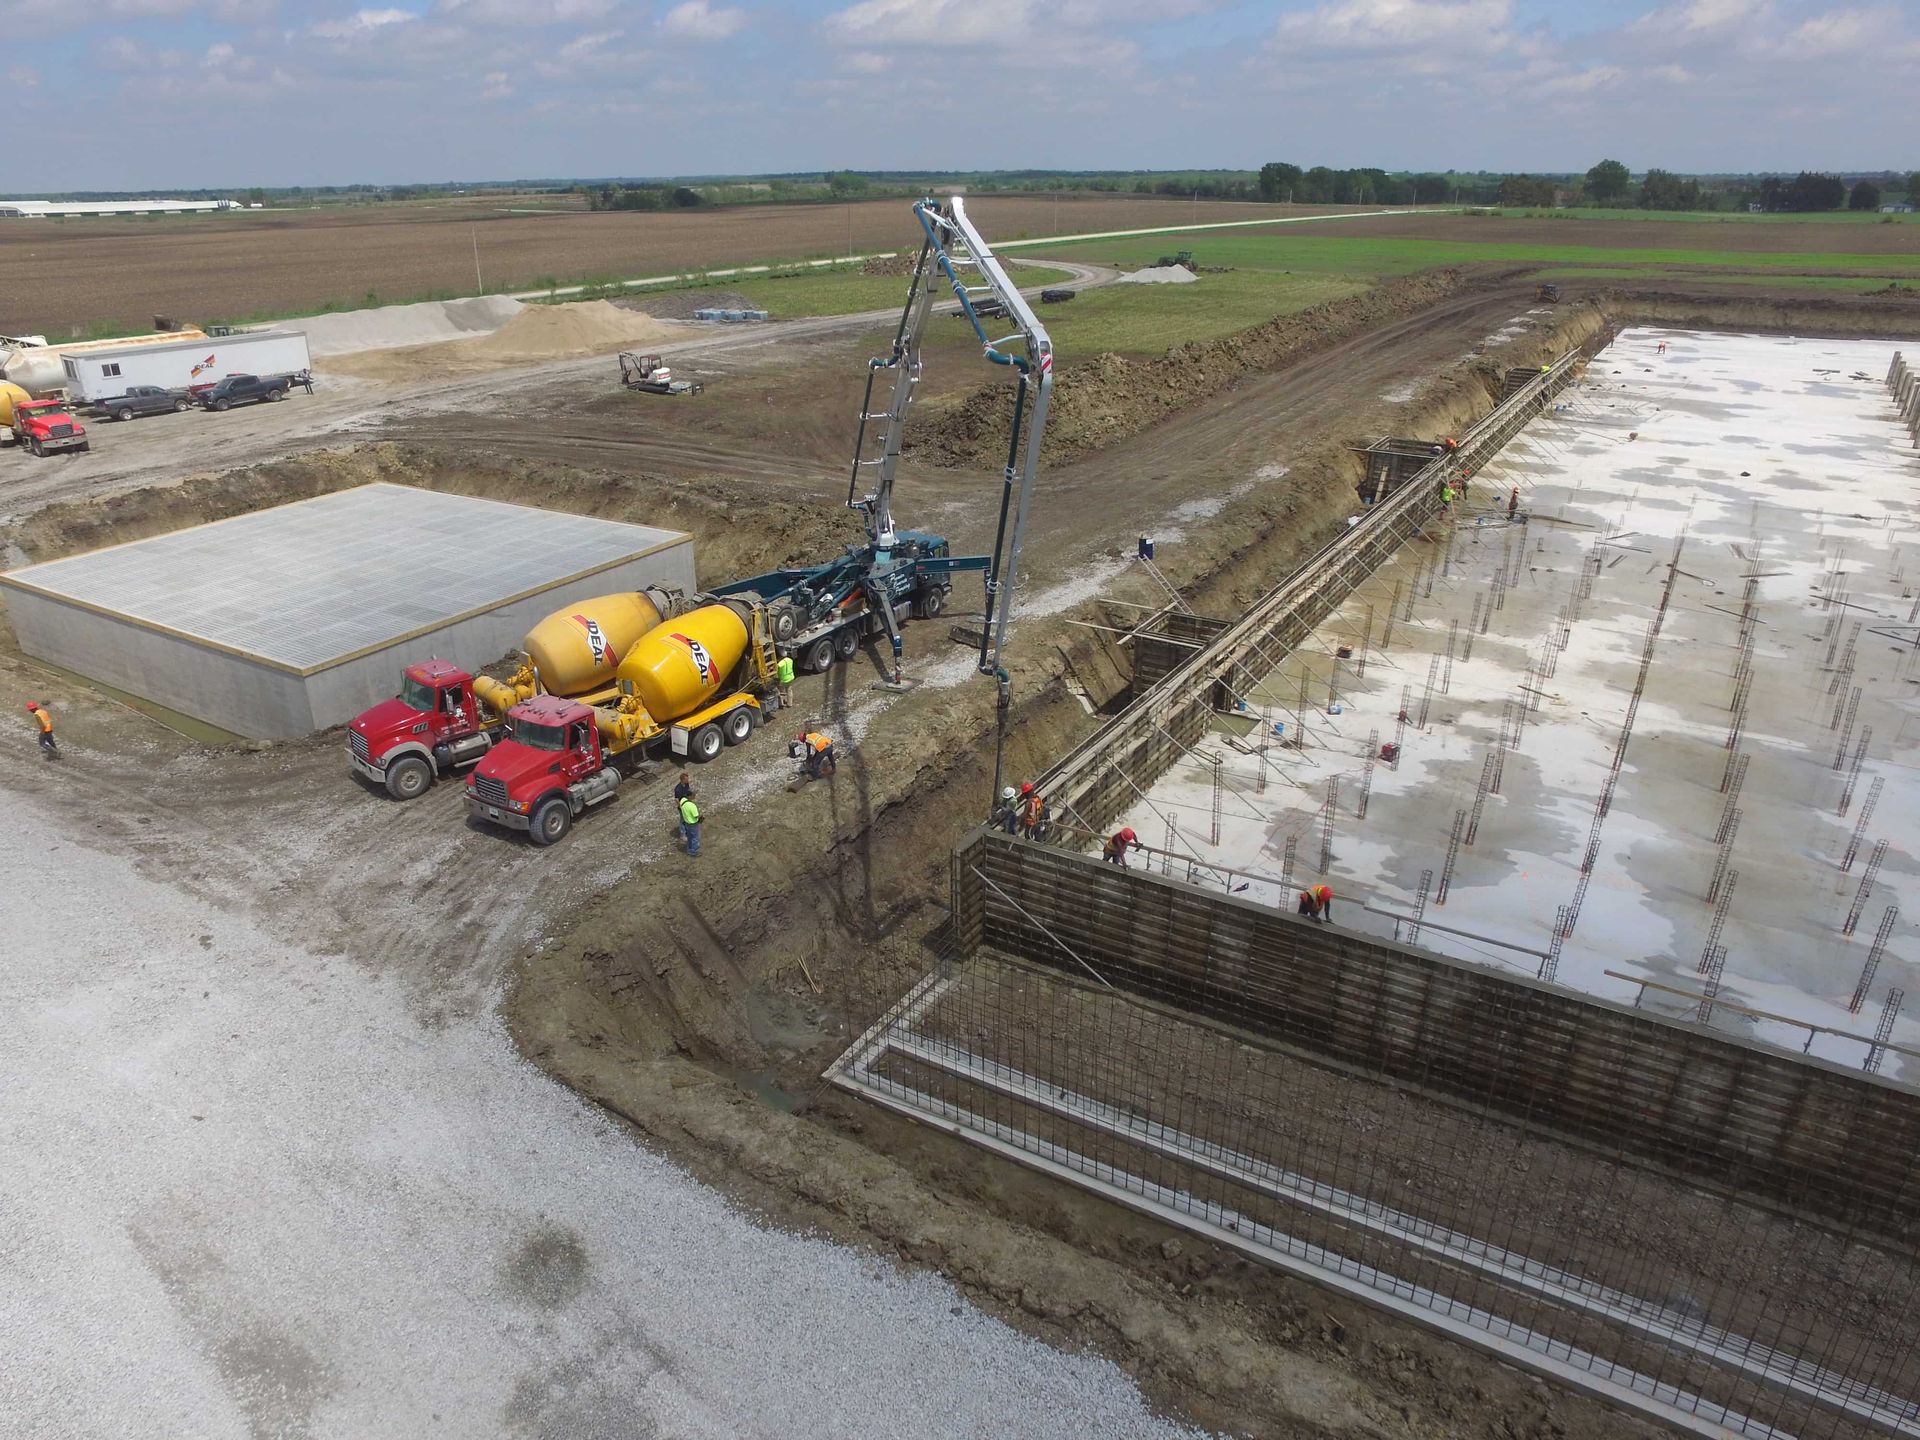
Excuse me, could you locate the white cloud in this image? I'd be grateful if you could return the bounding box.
[1270,0,1515,52]
[309,7,419,39]
[1627,0,1768,40]
[5,61,37,85]
[659,0,746,41]
[842,50,889,72]
[1771,6,1888,57]
[480,69,513,98]
[433,0,615,25]
[821,0,1137,67]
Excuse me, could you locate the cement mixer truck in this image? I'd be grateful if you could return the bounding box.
[466,597,779,845]
[347,590,678,800]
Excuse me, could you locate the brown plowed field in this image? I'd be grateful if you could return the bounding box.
[0,195,1359,339]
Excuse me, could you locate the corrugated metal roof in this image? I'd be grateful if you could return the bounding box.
[0,484,689,673]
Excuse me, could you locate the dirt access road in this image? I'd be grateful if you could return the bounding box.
[0,269,1662,1438]
[0,258,1111,534]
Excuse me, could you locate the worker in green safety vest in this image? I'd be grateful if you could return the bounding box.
[775,653,795,707]
[678,790,701,857]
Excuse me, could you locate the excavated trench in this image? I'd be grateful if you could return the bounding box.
[11,284,1884,1436]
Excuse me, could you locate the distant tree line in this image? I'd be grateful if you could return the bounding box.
[1259,162,1459,205]
[582,183,704,211]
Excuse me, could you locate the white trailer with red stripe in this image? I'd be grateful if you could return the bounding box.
[60,329,311,403]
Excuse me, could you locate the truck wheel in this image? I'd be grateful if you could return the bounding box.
[173,399,192,412]
[269,388,287,401]
[384,755,432,801]
[772,608,797,642]
[76,442,88,453]
[689,723,724,763]
[29,439,42,457]
[833,625,861,661]
[213,398,232,412]
[115,407,134,422]
[530,797,572,846]
[722,707,754,746]
[918,587,947,620]
[801,637,834,673]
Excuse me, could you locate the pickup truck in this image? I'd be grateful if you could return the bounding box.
[11,398,88,456]
[90,385,191,421]
[195,373,293,411]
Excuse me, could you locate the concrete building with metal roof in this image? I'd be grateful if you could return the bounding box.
[0,484,696,740]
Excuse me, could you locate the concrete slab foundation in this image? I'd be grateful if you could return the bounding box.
[0,483,696,739]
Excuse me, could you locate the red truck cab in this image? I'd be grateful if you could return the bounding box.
[12,398,88,457]
[466,695,623,846]
[348,658,498,799]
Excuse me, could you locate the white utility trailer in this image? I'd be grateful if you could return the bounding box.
[60,329,311,402]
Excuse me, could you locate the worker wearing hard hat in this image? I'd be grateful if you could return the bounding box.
[994,786,1021,834]
[1296,883,1335,923]
[1103,826,1140,866]
[1018,782,1047,840]
[25,701,54,758]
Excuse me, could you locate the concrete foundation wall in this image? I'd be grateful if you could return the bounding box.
[955,830,1920,1249]
[9,538,696,740]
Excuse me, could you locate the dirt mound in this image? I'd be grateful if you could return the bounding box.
[1602,284,1920,337]
[1113,265,1198,285]
[616,289,756,321]
[318,300,688,382]
[914,268,1477,468]
[861,252,918,278]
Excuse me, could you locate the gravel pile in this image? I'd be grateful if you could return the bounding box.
[0,793,1205,1440]
[295,296,524,357]
[1114,266,1199,286]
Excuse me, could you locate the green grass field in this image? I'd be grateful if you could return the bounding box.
[1483,207,1915,225]
[1026,271,1367,354]
[1020,232,1920,279]
[608,263,1076,320]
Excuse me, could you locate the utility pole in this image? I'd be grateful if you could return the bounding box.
[846,203,852,258]
[471,224,482,293]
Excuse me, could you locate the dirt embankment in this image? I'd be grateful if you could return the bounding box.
[1598,284,1920,338]
[505,302,1658,1440]
[2,442,862,584]
[914,268,1478,469]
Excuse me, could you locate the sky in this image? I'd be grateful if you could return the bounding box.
[0,0,1914,191]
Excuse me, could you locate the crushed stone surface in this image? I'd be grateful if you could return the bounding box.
[0,791,1206,1440]
[294,295,526,357]
[1113,265,1199,285]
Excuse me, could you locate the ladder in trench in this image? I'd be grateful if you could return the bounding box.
[1135,553,1193,614]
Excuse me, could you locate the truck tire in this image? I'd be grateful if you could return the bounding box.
[833,625,861,661]
[269,387,287,401]
[29,438,43,457]
[384,755,432,801]
[213,398,232,412]
[115,407,134,422]
[530,797,572,846]
[916,587,947,620]
[689,723,724,763]
[173,399,192,412]
[772,608,797,642]
[722,707,754,746]
[800,637,834,673]
[76,442,88,453]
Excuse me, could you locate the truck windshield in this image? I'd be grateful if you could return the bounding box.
[510,720,568,751]
[400,677,437,712]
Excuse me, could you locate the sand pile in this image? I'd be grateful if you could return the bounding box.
[316,300,689,381]
[466,300,680,363]
[1114,265,1199,286]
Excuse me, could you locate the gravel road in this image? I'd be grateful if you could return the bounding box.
[0,788,1201,1440]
